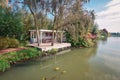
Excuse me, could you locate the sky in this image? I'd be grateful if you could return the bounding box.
[84,0,120,32]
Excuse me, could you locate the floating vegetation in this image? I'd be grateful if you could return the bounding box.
[61,70,67,74]
[54,67,60,71]
[41,67,67,80]
[41,76,46,80]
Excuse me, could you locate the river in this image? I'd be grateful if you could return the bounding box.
[0,37,120,80]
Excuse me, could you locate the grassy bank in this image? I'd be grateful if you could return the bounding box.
[0,47,65,72]
[0,48,41,72]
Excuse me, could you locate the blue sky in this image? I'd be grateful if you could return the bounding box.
[84,0,110,12]
[84,0,120,32]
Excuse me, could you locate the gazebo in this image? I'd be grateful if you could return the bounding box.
[29,29,65,44]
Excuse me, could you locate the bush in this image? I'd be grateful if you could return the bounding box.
[20,41,29,47]
[9,38,19,48]
[0,37,19,50]
[47,48,58,55]
[0,37,9,50]
[6,52,21,64]
[65,31,89,47]
[0,7,24,40]
[86,39,94,47]
[79,38,89,47]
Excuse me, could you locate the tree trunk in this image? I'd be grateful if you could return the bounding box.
[34,16,40,46]
[51,16,56,46]
[51,26,55,46]
[28,4,40,46]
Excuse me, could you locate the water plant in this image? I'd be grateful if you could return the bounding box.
[54,67,60,71]
[46,48,58,55]
[0,60,10,72]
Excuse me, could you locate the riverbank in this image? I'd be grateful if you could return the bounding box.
[0,45,71,73]
[1,37,120,80]
[0,48,41,72]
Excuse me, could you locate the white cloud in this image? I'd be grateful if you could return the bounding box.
[96,0,120,32]
[105,0,120,7]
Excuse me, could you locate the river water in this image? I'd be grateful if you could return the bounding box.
[0,37,120,80]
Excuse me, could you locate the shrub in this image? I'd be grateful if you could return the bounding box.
[0,37,19,50]
[0,7,24,40]
[49,48,58,55]
[86,39,94,47]
[20,41,29,47]
[8,38,19,48]
[6,52,21,64]
[0,37,9,50]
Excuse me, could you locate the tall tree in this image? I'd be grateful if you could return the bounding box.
[0,1,24,40]
[17,0,49,46]
[64,0,90,39]
[50,0,73,46]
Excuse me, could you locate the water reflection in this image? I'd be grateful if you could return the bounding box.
[89,37,120,80]
[101,37,108,45]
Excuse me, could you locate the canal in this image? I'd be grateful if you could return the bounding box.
[0,37,120,80]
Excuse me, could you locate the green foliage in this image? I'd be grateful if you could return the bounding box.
[19,41,29,47]
[65,31,89,47]
[9,38,19,48]
[85,39,94,47]
[0,7,24,40]
[99,29,108,39]
[0,37,9,50]
[0,48,41,72]
[101,32,108,39]
[0,60,10,72]
[48,48,58,55]
[43,48,59,56]
[78,38,89,47]
[92,24,98,35]
[0,37,19,50]
[65,31,73,45]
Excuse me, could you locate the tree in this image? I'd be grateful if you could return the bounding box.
[61,0,97,47]
[0,14,23,39]
[0,0,24,40]
[17,0,49,46]
[0,0,7,7]
[91,23,98,35]
[50,0,73,46]
[63,0,92,40]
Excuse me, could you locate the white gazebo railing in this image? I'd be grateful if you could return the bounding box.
[29,29,64,44]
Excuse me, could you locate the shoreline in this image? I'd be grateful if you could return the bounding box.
[0,47,71,73]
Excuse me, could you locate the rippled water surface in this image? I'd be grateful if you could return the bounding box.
[0,37,120,80]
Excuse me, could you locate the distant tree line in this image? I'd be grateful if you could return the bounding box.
[110,32,120,37]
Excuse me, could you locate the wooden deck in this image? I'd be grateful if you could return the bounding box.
[28,43,71,51]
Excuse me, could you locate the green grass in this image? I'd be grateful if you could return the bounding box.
[0,48,42,72]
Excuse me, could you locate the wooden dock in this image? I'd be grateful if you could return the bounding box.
[28,43,71,51]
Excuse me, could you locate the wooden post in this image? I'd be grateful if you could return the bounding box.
[61,31,63,43]
[55,31,57,43]
[40,31,43,44]
[30,31,32,40]
[32,32,34,43]
[55,31,58,43]
[30,31,32,43]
